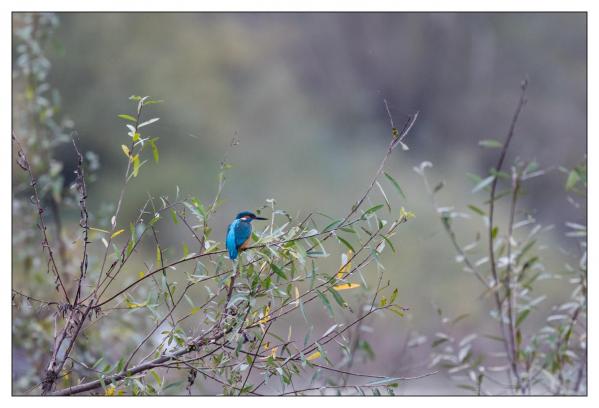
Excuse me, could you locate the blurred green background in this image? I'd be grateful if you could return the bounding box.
[13,13,586,394]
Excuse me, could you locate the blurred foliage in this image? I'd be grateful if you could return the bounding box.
[12,13,586,395]
[419,132,586,395]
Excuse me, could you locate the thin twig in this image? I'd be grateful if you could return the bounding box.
[72,139,90,306]
[150,225,177,321]
[12,133,70,303]
[487,79,528,391]
[123,283,193,371]
[239,321,272,394]
[505,166,521,390]
[277,370,439,395]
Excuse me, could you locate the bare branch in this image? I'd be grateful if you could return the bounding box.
[72,139,90,305]
[487,79,528,390]
[12,133,70,303]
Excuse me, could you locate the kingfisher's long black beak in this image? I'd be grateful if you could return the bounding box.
[254,216,268,220]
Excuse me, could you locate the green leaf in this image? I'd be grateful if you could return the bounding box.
[328,287,348,308]
[367,377,406,386]
[91,357,105,370]
[525,161,539,174]
[337,236,354,252]
[170,209,179,224]
[478,139,503,148]
[517,240,537,263]
[451,313,470,326]
[150,369,162,386]
[184,202,204,221]
[322,219,342,232]
[384,172,406,199]
[156,245,162,265]
[516,309,530,327]
[271,263,288,280]
[262,276,271,290]
[129,222,136,241]
[316,290,334,318]
[467,205,486,216]
[491,226,499,240]
[489,169,510,180]
[566,170,581,191]
[389,306,405,318]
[149,138,159,163]
[389,288,398,304]
[362,204,384,218]
[149,215,160,226]
[382,236,395,253]
[163,381,183,391]
[118,114,137,122]
[432,338,448,348]
[191,197,207,217]
[483,333,505,343]
[466,172,482,183]
[472,175,495,193]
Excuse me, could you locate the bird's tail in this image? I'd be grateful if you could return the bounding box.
[226,259,240,306]
[228,246,238,261]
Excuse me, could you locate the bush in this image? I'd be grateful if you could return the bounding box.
[12,13,586,396]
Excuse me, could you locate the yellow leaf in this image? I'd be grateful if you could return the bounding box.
[121,144,130,158]
[333,283,361,291]
[105,385,115,396]
[127,303,142,309]
[258,305,270,325]
[126,297,147,309]
[111,229,125,239]
[337,250,353,279]
[89,227,110,234]
[306,351,321,361]
[138,271,145,279]
[400,206,416,220]
[261,342,278,360]
[132,154,140,177]
[294,286,300,305]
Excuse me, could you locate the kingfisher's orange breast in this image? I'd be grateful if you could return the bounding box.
[239,237,252,250]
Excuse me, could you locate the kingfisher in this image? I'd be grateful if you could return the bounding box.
[226,211,268,260]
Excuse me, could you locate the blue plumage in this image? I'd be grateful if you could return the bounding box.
[226,211,267,260]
